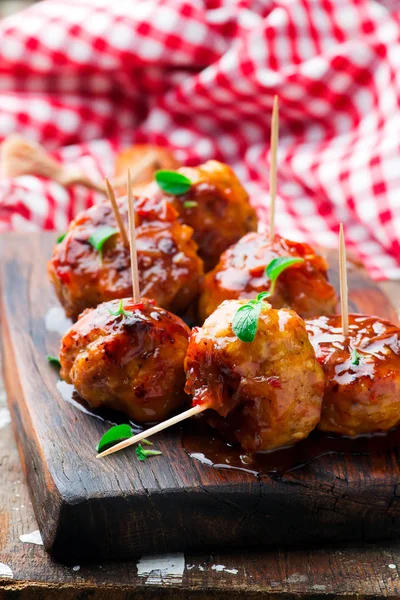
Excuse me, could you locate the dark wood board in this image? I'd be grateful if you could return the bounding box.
[1,232,400,565]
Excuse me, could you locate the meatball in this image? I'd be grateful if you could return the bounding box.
[199,232,337,322]
[60,298,190,422]
[306,314,400,436]
[140,160,258,271]
[114,144,180,195]
[48,196,204,320]
[184,299,325,452]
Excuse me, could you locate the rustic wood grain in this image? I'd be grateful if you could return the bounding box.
[2,233,400,597]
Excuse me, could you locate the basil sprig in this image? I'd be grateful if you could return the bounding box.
[136,443,162,462]
[108,300,133,318]
[89,226,118,257]
[96,424,161,460]
[350,347,360,366]
[232,292,270,343]
[47,355,61,368]
[155,170,192,195]
[265,257,304,293]
[232,256,305,343]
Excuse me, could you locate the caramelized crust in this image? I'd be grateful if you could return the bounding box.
[139,160,258,271]
[199,232,337,322]
[48,196,204,320]
[185,299,325,452]
[60,298,190,422]
[114,144,180,195]
[306,314,400,436]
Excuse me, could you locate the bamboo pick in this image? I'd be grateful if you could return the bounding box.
[339,223,349,336]
[269,95,279,242]
[104,177,129,247]
[127,169,140,303]
[97,404,208,458]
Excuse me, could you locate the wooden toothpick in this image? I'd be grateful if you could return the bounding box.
[105,177,129,247]
[269,95,279,242]
[97,403,208,458]
[339,223,349,336]
[127,169,141,303]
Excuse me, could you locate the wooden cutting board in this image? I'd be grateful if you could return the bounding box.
[2,232,400,564]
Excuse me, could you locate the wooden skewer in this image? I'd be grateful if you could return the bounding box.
[112,150,160,189]
[339,223,349,336]
[105,177,129,247]
[269,95,279,242]
[97,403,208,458]
[127,169,141,303]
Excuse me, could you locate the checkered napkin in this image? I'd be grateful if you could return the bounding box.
[0,0,400,279]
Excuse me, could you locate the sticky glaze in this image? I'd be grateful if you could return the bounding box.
[60,298,191,423]
[48,196,203,320]
[306,314,400,436]
[199,232,337,321]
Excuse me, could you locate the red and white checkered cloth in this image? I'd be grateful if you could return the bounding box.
[0,0,400,279]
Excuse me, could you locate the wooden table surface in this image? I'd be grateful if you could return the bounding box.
[1,280,400,599]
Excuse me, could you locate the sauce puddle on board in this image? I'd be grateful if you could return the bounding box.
[182,416,400,477]
[56,380,143,433]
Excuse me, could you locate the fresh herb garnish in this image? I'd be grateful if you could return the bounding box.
[183,200,198,209]
[232,256,305,343]
[232,292,271,343]
[96,426,160,457]
[155,170,192,195]
[266,257,305,294]
[350,347,360,366]
[108,300,133,318]
[88,226,118,257]
[97,424,133,453]
[47,355,61,368]
[135,443,163,462]
[57,232,66,243]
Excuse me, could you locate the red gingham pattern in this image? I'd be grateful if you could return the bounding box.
[1,0,400,279]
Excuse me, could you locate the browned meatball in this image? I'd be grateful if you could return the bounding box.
[306,314,400,436]
[139,160,258,271]
[114,144,180,196]
[184,299,325,452]
[48,196,204,320]
[199,233,337,323]
[60,298,190,422]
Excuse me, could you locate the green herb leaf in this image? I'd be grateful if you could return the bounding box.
[155,170,192,195]
[183,200,198,209]
[232,301,263,343]
[47,355,61,368]
[97,424,133,453]
[266,257,305,293]
[141,438,153,446]
[57,232,66,243]
[350,347,360,366]
[89,226,118,257]
[135,443,163,462]
[108,300,133,318]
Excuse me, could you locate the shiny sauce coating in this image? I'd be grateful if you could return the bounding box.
[60,298,191,423]
[48,196,203,320]
[199,232,337,322]
[306,314,400,436]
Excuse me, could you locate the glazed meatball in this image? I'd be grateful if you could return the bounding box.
[140,160,258,271]
[184,299,325,452]
[48,196,204,320]
[306,314,400,436]
[199,233,337,322]
[60,298,190,422]
[114,144,180,196]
